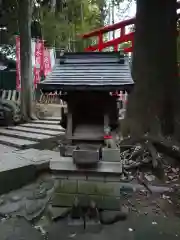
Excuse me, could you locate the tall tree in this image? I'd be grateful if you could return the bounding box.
[18,0,34,120]
[39,0,107,50]
[125,0,178,137]
[50,0,56,13]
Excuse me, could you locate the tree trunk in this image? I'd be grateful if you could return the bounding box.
[51,0,56,13]
[18,0,34,121]
[125,0,178,138]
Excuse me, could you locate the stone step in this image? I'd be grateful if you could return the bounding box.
[41,116,61,121]
[0,148,55,195]
[0,129,53,141]
[50,157,122,174]
[0,143,17,153]
[20,123,64,131]
[32,120,60,125]
[0,135,38,148]
[7,126,64,136]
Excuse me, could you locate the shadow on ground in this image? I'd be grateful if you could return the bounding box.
[47,214,180,240]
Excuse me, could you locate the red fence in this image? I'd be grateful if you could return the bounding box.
[81,2,180,53]
[81,17,135,53]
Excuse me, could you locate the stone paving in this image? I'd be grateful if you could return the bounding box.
[0,175,55,239]
[1,212,179,240]
[0,173,179,239]
[0,143,60,194]
[0,174,55,221]
[0,217,43,240]
[47,214,180,240]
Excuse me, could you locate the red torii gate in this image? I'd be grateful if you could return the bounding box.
[81,1,180,53]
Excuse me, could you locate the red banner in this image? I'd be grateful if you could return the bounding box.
[16,38,52,90]
[44,48,52,76]
[16,36,21,91]
[33,39,44,88]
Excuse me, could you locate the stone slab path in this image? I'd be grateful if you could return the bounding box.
[21,122,63,131]
[7,126,62,135]
[0,144,60,195]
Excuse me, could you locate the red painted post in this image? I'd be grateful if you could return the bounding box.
[85,32,134,52]
[98,33,103,52]
[120,26,125,52]
[113,30,118,51]
[114,26,125,51]
[131,37,134,51]
[114,43,118,51]
[121,26,125,37]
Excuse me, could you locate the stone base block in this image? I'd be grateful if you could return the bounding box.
[73,149,99,165]
[67,218,84,233]
[85,219,102,233]
[102,148,121,162]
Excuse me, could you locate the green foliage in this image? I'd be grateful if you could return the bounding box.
[0,0,18,44]
[39,0,107,50]
[119,41,131,50]
[0,0,108,52]
[39,7,71,48]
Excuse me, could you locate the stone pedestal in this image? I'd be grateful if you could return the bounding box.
[67,218,84,234]
[85,219,102,233]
